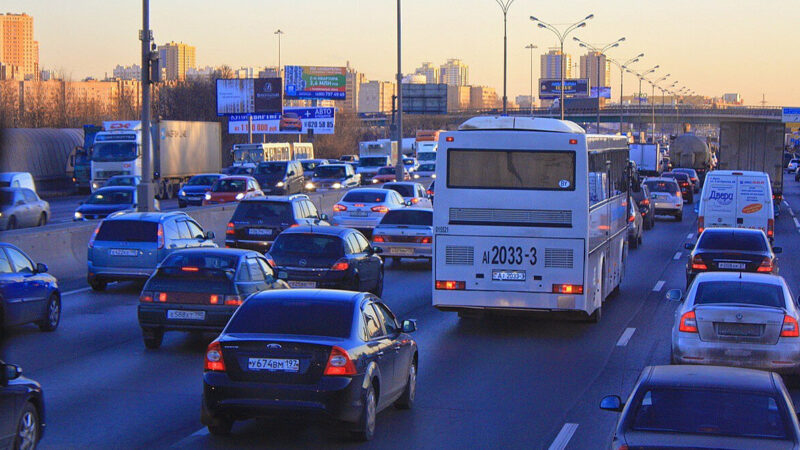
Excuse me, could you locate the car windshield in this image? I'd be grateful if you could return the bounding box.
[694,281,785,308]
[86,189,133,205]
[0,191,13,206]
[213,179,247,192]
[256,162,286,175]
[417,152,436,162]
[107,177,137,186]
[632,388,789,439]
[232,202,292,222]
[385,184,414,197]
[314,166,346,178]
[271,234,343,258]
[226,298,353,338]
[644,180,678,193]
[419,164,435,171]
[377,167,395,175]
[301,161,323,171]
[187,175,220,186]
[360,157,387,167]
[342,191,387,203]
[229,167,253,175]
[380,210,432,226]
[92,142,137,162]
[95,220,157,242]
[698,231,768,252]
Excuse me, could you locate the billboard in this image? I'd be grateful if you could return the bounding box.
[228,107,335,135]
[539,78,589,99]
[284,66,346,100]
[401,83,448,114]
[216,78,282,115]
[590,86,612,99]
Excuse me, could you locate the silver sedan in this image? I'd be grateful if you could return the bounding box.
[372,208,432,261]
[0,187,51,230]
[669,271,800,374]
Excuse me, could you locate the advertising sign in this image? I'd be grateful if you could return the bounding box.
[228,107,335,135]
[216,78,282,115]
[782,107,800,123]
[590,86,612,99]
[284,66,346,100]
[539,78,589,99]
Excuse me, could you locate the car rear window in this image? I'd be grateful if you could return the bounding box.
[232,202,293,222]
[187,175,221,186]
[161,253,238,269]
[226,298,354,338]
[146,267,234,294]
[95,220,157,242]
[342,191,387,203]
[271,234,343,258]
[644,180,678,193]
[694,281,785,308]
[213,179,247,192]
[377,167,394,175]
[385,184,414,197]
[632,388,789,439]
[664,173,689,181]
[380,210,432,226]
[698,231,767,252]
[87,189,134,204]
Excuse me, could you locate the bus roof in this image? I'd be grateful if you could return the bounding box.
[458,116,585,134]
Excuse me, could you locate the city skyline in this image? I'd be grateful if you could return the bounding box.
[3,0,798,105]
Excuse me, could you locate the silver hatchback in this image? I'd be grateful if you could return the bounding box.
[330,188,406,231]
[372,208,432,261]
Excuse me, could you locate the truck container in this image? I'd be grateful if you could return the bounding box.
[717,121,785,203]
[0,128,82,192]
[629,143,665,176]
[669,132,713,179]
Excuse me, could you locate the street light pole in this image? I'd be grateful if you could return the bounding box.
[530,14,594,120]
[497,0,514,115]
[138,0,155,212]
[649,73,670,141]
[274,29,284,77]
[573,36,624,133]
[609,53,643,134]
[525,43,537,115]
[395,0,404,180]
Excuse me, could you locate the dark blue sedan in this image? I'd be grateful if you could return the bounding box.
[74,186,158,221]
[178,173,224,208]
[201,289,418,441]
[0,361,45,448]
[0,243,60,335]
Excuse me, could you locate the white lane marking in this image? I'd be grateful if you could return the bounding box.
[673,252,682,260]
[653,280,665,292]
[171,428,209,448]
[62,287,90,296]
[783,200,790,207]
[616,328,636,347]
[794,217,800,229]
[548,423,579,450]
[686,233,694,239]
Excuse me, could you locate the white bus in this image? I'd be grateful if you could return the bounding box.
[432,116,630,322]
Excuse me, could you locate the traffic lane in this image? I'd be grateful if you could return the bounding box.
[1,261,430,448]
[173,211,689,448]
[776,179,800,408]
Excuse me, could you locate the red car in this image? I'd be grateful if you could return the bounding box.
[202,176,264,205]
[373,166,411,183]
[278,112,302,132]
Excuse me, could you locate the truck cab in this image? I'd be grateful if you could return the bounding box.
[90,121,142,192]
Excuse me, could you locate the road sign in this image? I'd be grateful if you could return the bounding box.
[782,107,800,123]
[284,66,346,100]
[539,78,590,100]
[216,78,282,116]
[228,107,335,135]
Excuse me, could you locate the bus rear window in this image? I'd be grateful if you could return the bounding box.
[447,149,575,190]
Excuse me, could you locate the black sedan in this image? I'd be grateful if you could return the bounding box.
[0,361,45,449]
[0,243,61,336]
[266,226,384,296]
[137,248,288,349]
[178,173,224,208]
[600,365,800,447]
[201,289,418,441]
[685,227,779,287]
[74,186,158,221]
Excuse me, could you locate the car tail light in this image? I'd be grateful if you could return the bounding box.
[781,315,799,337]
[641,198,650,206]
[768,219,774,238]
[204,340,226,372]
[698,216,704,234]
[226,222,235,235]
[675,191,682,197]
[331,259,349,271]
[552,284,584,294]
[371,205,389,213]
[181,267,199,272]
[157,224,165,249]
[757,257,773,273]
[265,257,276,268]
[158,292,167,302]
[323,346,357,376]
[333,204,347,212]
[628,212,635,223]
[417,236,432,244]
[140,291,154,302]
[410,197,421,204]
[209,294,219,305]
[224,295,242,306]
[373,235,385,243]
[88,223,101,249]
[679,310,698,333]
[436,280,465,290]
[691,256,707,271]
[426,189,433,196]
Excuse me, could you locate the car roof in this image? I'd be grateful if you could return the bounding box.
[384,181,419,187]
[104,211,188,222]
[190,173,223,178]
[220,176,255,181]
[708,170,770,177]
[166,247,258,258]
[692,271,786,286]
[700,227,766,238]
[345,188,392,195]
[645,177,679,183]
[280,225,351,237]
[95,185,137,192]
[643,365,778,394]
[248,288,366,305]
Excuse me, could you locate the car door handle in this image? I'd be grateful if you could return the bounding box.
[393,344,401,352]
[376,351,385,358]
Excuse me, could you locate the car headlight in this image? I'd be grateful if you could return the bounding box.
[204,193,212,200]
[91,182,100,190]
[74,211,83,220]
[276,181,285,188]
[178,189,186,197]
[372,178,379,184]
[235,192,245,200]
[332,182,342,189]
[432,173,437,179]
[305,182,315,190]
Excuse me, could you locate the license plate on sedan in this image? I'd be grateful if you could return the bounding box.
[248,358,299,372]
[248,228,272,236]
[109,248,138,257]
[389,247,414,256]
[288,281,317,288]
[491,270,526,281]
[350,211,368,217]
[167,310,205,320]
[718,262,746,270]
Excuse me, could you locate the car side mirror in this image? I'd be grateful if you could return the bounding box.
[773,246,782,254]
[372,247,383,255]
[684,243,694,250]
[35,262,48,274]
[204,230,215,240]
[277,270,288,280]
[600,395,623,412]
[319,213,328,221]
[666,289,683,302]
[402,319,417,333]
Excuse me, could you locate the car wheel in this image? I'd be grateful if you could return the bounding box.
[6,216,16,230]
[206,415,234,436]
[89,277,107,291]
[395,359,417,410]
[142,328,164,349]
[676,211,683,221]
[370,270,384,297]
[629,235,639,249]
[14,402,40,450]
[37,213,47,227]
[352,382,377,441]
[37,294,61,332]
[643,216,652,230]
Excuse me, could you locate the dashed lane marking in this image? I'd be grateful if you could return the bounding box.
[62,287,90,296]
[790,208,795,217]
[653,280,665,292]
[794,217,800,229]
[616,328,636,347]
[548,423,579,450]
[673,252,682,260]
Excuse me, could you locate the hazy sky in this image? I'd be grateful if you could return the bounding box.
[7,0,799,105]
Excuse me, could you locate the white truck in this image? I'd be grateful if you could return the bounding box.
[357,139,399,184]
[629,143,665,176]
[91,120,222,199]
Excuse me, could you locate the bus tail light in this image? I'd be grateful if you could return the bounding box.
[757,257,774,273]
[436,280,465,290]
[698,216,704,234]
[781,315,799,337]
[768,219,774,238]
[204,340,226,372]
[679,310,698,333]
[445,136,454,142]
[691,256,707,271]
[552,284,583,294]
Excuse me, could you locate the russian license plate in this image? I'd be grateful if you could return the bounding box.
[248,228,272,236]
[389,247,414,255]
[718,262,746,270]
[717,322,761,337]
[109,248,138,257]
[492,270,526,281]
[350,211,368,217]
[167,310,205,320]
[288,281,317,288]
[248,358,300,372]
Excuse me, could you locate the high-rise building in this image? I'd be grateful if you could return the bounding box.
[187,66,216,80]
[112,64,141,80]
[358,80,395,113]
[447,85,470,111]
[414,62,439,84]
[157,41,196,81]
[469,86,500,109]
[0,13,39,80]
[579,51,610,92]
[439,59,469,86]
[540,49,571,79]
[335,63,366,113]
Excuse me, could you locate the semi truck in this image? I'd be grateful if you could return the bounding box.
[90,120,222,199]
[629,143,666,176]
[66,124,102,192]
[670,132,714,181]
[717,120,786,204]
[358,139,399,184]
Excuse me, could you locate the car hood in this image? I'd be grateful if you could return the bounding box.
[181,185,211,194]
[77,203,133,214]
[255,173,284,185]
[312,176,347,183]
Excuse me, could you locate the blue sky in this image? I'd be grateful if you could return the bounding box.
[7,0,798,105]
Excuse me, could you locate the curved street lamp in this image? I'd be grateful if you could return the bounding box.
[609,53,644,133]
[497,0,515,114]
[573,36,625,132]
[648,74,670,141]
[525,43,538,115]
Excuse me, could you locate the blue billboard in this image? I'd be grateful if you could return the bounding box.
[539,78,589,99]
[590,86,612,99]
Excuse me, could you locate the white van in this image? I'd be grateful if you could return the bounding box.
[0,172,36,193]
[698,170,774,239]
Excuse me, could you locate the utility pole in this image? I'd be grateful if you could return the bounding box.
[525,43,537,115]
[395,0,404,181]
[497,0,514,115]
[274,29,284,78]
[137,0,156,212]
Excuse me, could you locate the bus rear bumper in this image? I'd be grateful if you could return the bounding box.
[433,290,590,314]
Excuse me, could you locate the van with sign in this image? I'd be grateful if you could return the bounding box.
[698,170,774,239]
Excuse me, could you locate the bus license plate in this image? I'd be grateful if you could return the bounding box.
[248,358,299,372]
[492,270,526,281]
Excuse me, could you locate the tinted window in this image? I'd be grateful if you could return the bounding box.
[186,175,221,186]
[6,248,33,273]
[0,249,12,273]
[380,210,432,226]
[314,166,347,178]
[229,167,253,175]
[162,252,238,269]
[363,304,383,339]
[664,172,689,181]
[232,202,293,222]
[86,189,133,205]
[107,177,136,186]
[300,161,323,171]
[271,234,344,258]
[644,180,678,193]
[360,157,388,167]
[227,298,354,338]
[632,388,788,439]
[343,191,387,203]
[385,184,414,197]
[698,231,767,252]
[377,167,395,175]
[419,164,435,171]
[213,179,247,192]
[256,162,287,175]
[448,149,575,191]
[374,303,399,335]
[147,268,234,294]
[96,220,157,242]
[694,281,785,308]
